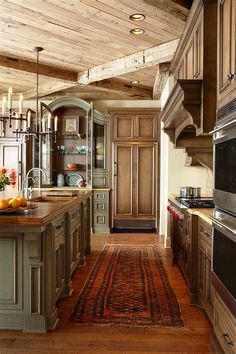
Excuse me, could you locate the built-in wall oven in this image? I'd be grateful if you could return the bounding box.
[212,109,236,316]
[213,116,236,215]
[210,209,236,317]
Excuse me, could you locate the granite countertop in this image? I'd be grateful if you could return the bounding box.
[0,191,92,227]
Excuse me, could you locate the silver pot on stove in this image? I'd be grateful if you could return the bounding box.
[179,186,201,198]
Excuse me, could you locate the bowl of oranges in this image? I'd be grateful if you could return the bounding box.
[0,195,37,214]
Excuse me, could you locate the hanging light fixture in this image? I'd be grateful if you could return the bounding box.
[0,47,58,142]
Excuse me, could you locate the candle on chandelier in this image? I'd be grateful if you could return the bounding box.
[47,113,51,129]
[19,93,23,115]
[2,95,6,114]
[27,111,31,129]
[8,87,12,109]
[54,115,58,131]
[42,117,46,132]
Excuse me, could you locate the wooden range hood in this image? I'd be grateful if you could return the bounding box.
[160,79,213,170]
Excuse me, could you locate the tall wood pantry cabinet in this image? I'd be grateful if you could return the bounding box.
[110,109,160,231]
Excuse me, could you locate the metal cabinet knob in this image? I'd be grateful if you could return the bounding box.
[227,73,235,81]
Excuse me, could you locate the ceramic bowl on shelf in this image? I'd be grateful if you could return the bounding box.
[67,163,81,170]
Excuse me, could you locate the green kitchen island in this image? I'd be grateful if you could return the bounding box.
[0,191,92,332]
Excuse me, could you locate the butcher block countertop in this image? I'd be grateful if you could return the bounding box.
[0,191,92,227]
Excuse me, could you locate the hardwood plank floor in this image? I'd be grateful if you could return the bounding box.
[0,233,212,353]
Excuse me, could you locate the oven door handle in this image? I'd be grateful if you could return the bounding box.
[209,216,236,235]
[209,119,236,135]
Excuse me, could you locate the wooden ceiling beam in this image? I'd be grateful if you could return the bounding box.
[0,55,78,82]
[77,39,179,84]
[153,62,171,100]
[23,81,78,99]
[90,80,152,98]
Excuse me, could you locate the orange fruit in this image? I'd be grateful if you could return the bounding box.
[9,198,20,208]
[17,196,27,207]
[0,199,9,210]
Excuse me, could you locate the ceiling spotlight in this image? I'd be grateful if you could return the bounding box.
[130,28,145,35]
[130,80,140,84]
[129,13,145,21]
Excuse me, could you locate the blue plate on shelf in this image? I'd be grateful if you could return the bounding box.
[65,174,83,187]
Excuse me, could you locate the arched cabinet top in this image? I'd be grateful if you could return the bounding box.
[47,97,109,124]
[47,96,91,113]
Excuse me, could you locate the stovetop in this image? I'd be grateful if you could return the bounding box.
[175,197,214,208]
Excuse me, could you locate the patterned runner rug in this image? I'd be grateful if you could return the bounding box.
[70,244,184,327]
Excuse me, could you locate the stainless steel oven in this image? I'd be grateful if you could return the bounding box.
[211,117,236,215]
[210,208,236,317]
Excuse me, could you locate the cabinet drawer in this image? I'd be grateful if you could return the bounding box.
[54,217,65,236]
[93,175,108,188]
[214,295,236,354]
[69,206,81,229]
[93,200,107,213]
[93,191,109,200]
[93,213,108,227]
[199,219,212,244]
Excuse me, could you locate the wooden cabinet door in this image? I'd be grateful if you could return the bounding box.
[113,143,133,218]
[135,115,157,140]
[198,242,206,302]
[218,0,235,104]
[135,143,156,217]
[113,115,134,140]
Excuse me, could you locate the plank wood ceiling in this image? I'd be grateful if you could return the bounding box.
[0,0,190,100]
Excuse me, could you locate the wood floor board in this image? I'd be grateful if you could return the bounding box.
[0,233,212,353]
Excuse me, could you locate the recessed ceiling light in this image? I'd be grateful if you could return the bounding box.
[129,13,145,21]
[130,28,145,35]
[130,80,140,84]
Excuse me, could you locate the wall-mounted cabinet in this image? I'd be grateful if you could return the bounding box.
[113,112,158,141]
[161,0,217,169]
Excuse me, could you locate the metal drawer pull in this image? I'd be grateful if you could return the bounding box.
[209,216,236,235]
[56,222,63,230]
[209,119,236,134]
[223,333,234,346]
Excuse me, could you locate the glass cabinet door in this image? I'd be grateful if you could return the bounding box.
[93,122,105,170]
[40,102,53,186]
[85,104,93,188]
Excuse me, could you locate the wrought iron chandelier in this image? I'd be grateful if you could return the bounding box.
[0,47,58,141]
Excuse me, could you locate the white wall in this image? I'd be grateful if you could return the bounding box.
[159,77,213,244]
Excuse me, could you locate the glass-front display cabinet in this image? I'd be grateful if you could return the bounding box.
[38,98,93,188]
[93,109,109,188]
[36,97,109,189]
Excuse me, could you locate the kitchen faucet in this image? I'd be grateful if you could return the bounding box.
[24,168,47,199]
[21,176,35,199]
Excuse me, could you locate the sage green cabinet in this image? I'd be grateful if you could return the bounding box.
[93,190,110,233]
[81,197,92,264]
[68,206,81,275]
[52,216,66,302]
